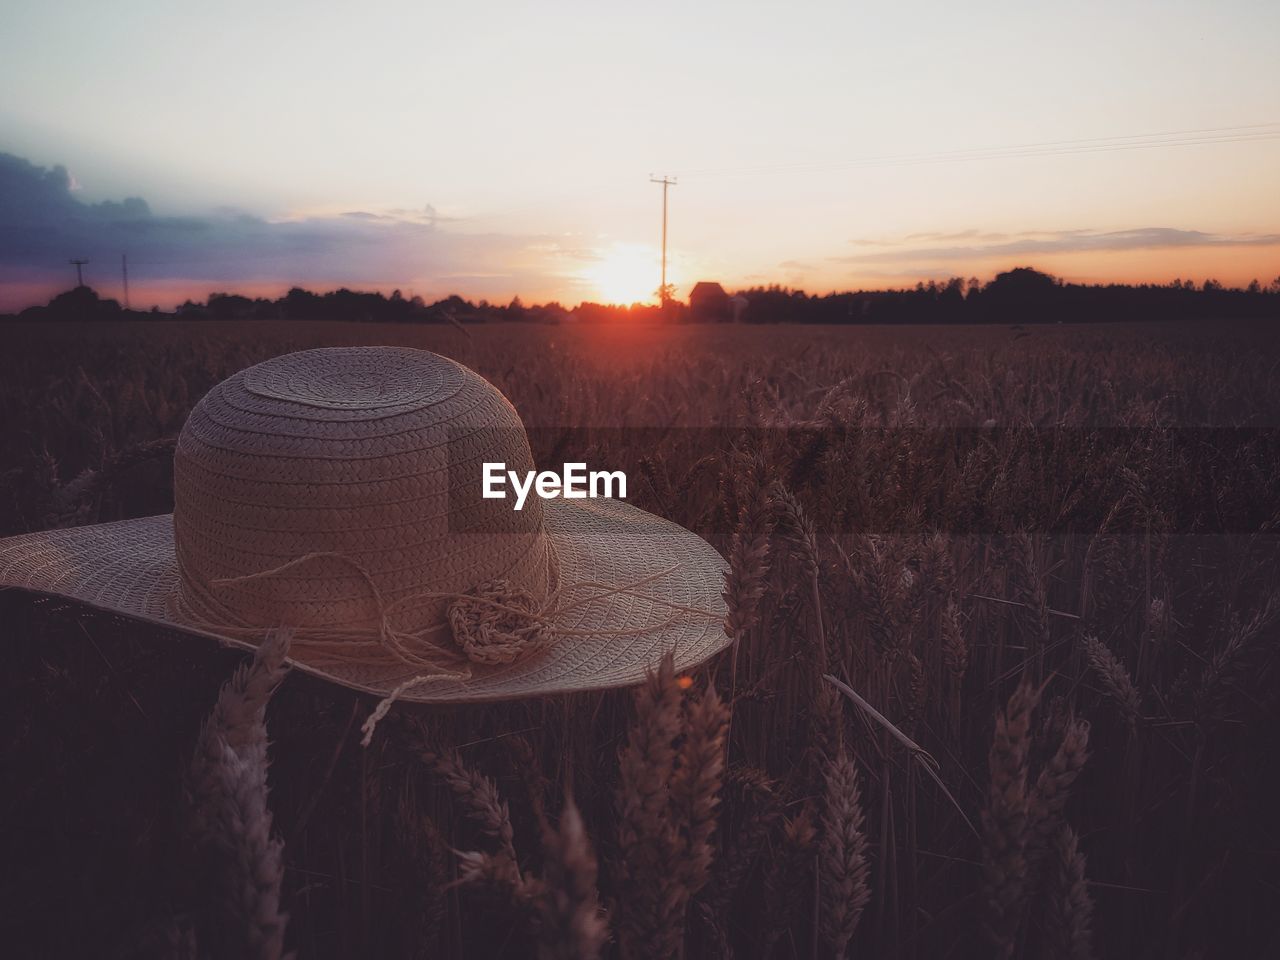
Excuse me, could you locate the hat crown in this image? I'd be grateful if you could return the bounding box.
[172,347,555,642]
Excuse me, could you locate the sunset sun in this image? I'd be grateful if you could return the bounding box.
[583,243,661,305]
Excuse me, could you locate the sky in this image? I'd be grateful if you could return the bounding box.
[1,0,1278,311]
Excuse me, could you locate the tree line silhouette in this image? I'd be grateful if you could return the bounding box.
[5,267,1278,325]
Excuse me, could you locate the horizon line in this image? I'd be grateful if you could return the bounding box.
[9,266,1279,320]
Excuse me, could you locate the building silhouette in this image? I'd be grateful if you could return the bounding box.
[689,281,730,322]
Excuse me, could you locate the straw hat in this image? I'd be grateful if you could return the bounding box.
[0,346,729,715]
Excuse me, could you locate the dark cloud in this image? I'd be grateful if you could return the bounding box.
[0,152,578,307]
[0,154,148,229]
[837,227,1280,264]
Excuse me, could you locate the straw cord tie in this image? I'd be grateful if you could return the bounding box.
[172,550,719,746]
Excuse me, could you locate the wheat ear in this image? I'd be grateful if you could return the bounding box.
[981,675,1040,959]
[186,630,292,960]
[671,685,730,897]
[1044,826,1096,960]
[614,653,685,959]
[1083,635,1141,727]
[818,747,871,959]
[538,792,610,960]
[1028,717,1090,870]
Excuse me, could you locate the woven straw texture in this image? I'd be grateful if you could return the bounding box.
[0,347,729,702]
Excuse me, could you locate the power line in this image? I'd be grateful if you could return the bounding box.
[680,124,1280,177]
[678,121,1280,179]
[68,258,88,286]
[375,120,1280,230]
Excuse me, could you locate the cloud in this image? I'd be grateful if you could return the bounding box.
[338,204,458,226]
[900,229,1011,243]
[836,227,1280,265]
[0,152,581,308]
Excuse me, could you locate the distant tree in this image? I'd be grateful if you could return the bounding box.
[207,293,254,320]
[988,266,1059,296]
[982,267,1063,323]
[940,277,965,316]
[45,285,122,321]
[282,287,320,319]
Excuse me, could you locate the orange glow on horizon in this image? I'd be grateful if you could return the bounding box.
[3,243,1275,316]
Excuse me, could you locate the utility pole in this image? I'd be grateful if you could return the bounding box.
[649,175,676,305]
[69,258,89,287]
[121,254,130,309]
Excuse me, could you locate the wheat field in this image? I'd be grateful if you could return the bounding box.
[2,318,1279,959]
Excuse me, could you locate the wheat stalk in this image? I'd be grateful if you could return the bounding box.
[942,597,968,681]
[671,685,730,897]
[772,481,819,578]
[614,653,685,960]
[723,483,775,642]
[538,792,609,960]
[1197,593,1280,717]
[982,675,1040,959]
[455,849,544,910]
[761,807,818,958]
[819,747,871,959]
[1043,826,1095,960]
[703,768,780,917]
[942,597,969,732]
[1083,635,1141,727]
[394,793,448,956]
[1028,717,1090,870]
[186,630,293,960]
[419,745,518,863]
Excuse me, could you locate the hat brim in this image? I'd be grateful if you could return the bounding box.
[0,498,730,702]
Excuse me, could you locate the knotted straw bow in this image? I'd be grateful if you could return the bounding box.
[170,548,720,745]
